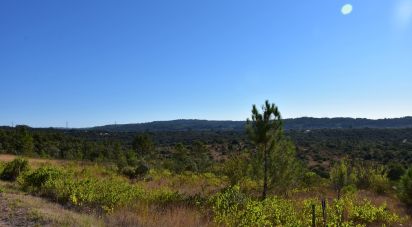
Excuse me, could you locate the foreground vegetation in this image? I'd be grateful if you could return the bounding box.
[0,154,411,226]
[0,100,412,226]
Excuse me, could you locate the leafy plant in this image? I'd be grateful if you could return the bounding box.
[22,166,63,191]
[330,160,352,199]
[351,200,400,224]
[209,185,248,226]
[0,158,29,181]
[387,163,405,181]
[353,163,390,194]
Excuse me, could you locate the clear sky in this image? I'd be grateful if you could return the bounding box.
[1,0,412,128]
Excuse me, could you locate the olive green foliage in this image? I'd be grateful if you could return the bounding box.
[266,138,301,192]
[351,200,400,224]
[20,165,185,213]
[120,161,149,179]
[190,141,213,172]
[0,158,29,181]
[164,143,212,173]
[210,186,402,227]
[0,161,4,175]
[132,133,155,156]
[22,166,63,190]
[302,171,321,187]
[223,153,250,185]
[330,160,354,199]
[352,162,390,194]
[387,162,405,181]
[398,167,412,206]
[14,126,35,155]
[164,144,197,173]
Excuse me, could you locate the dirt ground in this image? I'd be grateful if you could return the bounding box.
[0,181,103,227]
[0,193,49,226]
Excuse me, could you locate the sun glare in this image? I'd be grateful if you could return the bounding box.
[341,4,353,15]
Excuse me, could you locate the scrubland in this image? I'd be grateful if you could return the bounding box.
[1,154,411,227]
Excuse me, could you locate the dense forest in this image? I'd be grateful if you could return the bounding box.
[1,124,411,177]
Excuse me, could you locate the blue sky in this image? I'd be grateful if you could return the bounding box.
[1,0,412,127]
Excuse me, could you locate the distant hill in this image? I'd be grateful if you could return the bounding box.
[90,117,412,132]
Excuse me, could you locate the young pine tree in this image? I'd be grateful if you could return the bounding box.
[246,100,283,199]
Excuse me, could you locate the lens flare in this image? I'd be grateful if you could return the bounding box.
[341,4,353,15]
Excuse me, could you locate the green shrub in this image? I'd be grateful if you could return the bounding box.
[22,166,63,191]
[0,162,4,175]
[222,154,250,185]
[0,158,29,181]
[263,197,301,226]
[210,186,302,226]
[369,172,390,194]
[398,167,412,206]
[353,163,390,194]
[135,162,149,176]
[341,184,357,195]
[120,162,150,179]
[302,171,320,187]
[20,165,185,213]
[351,200,400,224]
[209,186,403,226]
[330,160,354,198]
[120,166,138,179]
[387,163,405,181]
[43,176,147,212]
[209,185,248,226]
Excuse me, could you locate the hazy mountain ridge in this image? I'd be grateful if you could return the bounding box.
[90,117,412,132]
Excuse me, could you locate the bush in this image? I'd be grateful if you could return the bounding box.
[121,166,138,179]
[353,163,390,194]
[0,162,4,175]
[210,186,301,226]
[330,160,354,198]
[135,162,150,176]
[22,166,63,191]
[223,154,250,185]
[0,158,29,181]
[341,184,357,195]
[351,200,400,224]
[370,173,390,194]
[398,167,412,206]
[209,186,403,226]
[120,162,150,179]
[20,165,185,213]
[302,171,320,187]
[209,185,248,226]
[387,163,405,181]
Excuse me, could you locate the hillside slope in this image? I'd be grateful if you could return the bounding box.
[90,117,412,132]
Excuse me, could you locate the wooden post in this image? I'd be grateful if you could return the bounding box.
[321,198,327,227]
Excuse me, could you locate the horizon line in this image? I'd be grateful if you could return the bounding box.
[2,116,412,129]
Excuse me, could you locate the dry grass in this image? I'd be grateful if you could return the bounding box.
[0,154,66,166]
[107,205,213,227]
[0,154,93,169]
[0,187,103,227]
